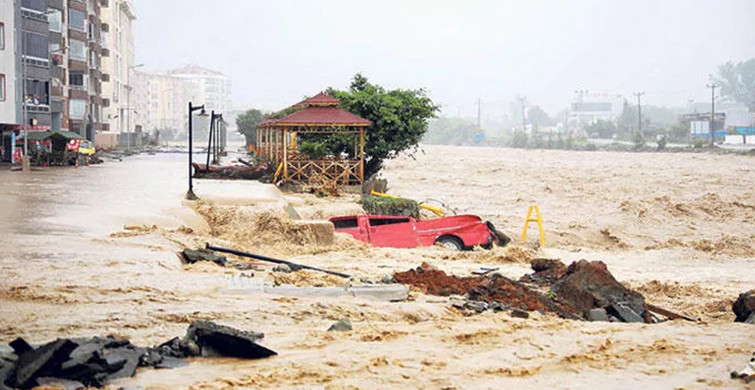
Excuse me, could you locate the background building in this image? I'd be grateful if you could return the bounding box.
[568,91,624,129]
[133,65,230,142]
[100,0,136,147]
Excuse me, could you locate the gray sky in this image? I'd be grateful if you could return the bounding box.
[134,0,755,117]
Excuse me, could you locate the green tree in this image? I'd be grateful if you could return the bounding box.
[617,99,636,139]
[585,119,617,139]
[715,58,755,111]
[236,108,265,145]
[527,105,552,127]
[424,117,479,145]
[299,74,439,178]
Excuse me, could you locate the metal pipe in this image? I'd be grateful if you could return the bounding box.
[205,243,351,278]
[188,102,194,197]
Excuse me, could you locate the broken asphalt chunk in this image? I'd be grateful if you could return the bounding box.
[184,320,277,359]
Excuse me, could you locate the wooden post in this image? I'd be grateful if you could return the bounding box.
[359,128,365,183]
[283,127,288,180]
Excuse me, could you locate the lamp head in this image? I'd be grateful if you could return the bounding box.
[198,107,209,118]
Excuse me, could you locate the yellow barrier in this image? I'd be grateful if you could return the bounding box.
[521,205,545,247]
[369,190,445,217]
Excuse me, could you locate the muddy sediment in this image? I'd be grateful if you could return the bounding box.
[1,147,755,388]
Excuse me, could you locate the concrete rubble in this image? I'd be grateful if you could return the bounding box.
[0,321,275,389]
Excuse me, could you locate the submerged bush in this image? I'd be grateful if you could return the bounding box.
[359,196,421,218]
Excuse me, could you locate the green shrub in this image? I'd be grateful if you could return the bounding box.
[359,196,420,218]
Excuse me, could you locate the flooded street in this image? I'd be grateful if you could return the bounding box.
[1,147,754,389]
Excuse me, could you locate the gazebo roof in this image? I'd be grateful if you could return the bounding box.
[257,118,277,128]
[294,92,340,107]
[276,93,370,127]
[276,106,371,127]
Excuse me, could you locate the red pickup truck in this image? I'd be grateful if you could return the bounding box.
[329,214,507,250]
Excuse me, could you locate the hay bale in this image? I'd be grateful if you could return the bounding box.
[359,196,420,218]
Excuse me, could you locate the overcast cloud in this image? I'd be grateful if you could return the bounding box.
[134,0,755,117]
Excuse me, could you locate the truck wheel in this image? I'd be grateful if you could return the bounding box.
[437,236,463,251]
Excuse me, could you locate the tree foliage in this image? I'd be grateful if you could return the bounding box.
[716,58,755,111]
[585,119,617,139]
[236,108,265,145]
[423,117,481,145]
[527,105,552,127]
[298,74,439,178]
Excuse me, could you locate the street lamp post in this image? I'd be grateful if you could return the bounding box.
[187,102,207,199]
[205,110,215,171]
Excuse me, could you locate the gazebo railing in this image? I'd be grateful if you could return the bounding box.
[287,158,363,186]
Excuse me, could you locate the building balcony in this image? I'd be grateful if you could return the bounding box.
[68,0,87,12]
[51,86,65,97]
[68,59,88,72]
[96,122,109,131]
[69,89,88,100]
[100,22,109,32]
[101,48,110,58]
[68,29,87,42]
[101,73,110,82]
[102,98,110,107]
[23,104,51,113]
[90,96,103,105]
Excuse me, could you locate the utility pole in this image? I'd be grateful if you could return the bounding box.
[518,95,527,131]
[633,92,645,138]
[706,83,719,147]
[477,98,481,128]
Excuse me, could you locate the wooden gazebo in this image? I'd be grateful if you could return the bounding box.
[256,93,370,186]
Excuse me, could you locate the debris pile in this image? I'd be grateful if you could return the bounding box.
[551,260,650,323]
[182,248,228,267]
[393,263,578,318]
[732,289,755,324]
[0,321,276,389]
[395,260,665,324]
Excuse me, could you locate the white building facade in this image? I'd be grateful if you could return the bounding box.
[100,0,136,142]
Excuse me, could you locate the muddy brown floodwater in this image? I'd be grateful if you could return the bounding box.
[1,146,754,389]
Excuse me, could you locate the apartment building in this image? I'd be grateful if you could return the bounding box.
[100,0,135,142]
[133,65,230,140]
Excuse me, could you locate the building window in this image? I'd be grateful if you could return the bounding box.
[21,0,46,12]
[69,72,88,89]
[48,10,62,33]
[0,23,5,50]
[23,32,48,60]
[0,74,5,101]
[69,99,87,119]
[70,39,86,60]
[24,79,49,105]
[69,9,86,32]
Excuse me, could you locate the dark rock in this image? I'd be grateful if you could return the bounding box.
[182,248,227,267]
[36,377,85,390]
[12,338,78,388]
[488,301,508,312]
[327,318,353,332]
[155,356,188,370]
[510,309,530,319]
[465,300,489,313]
[0,360,14,390]
[608,303,645,323]
[586,308,609,322]
[380,274,396,284]
[746,313,755,325]
[732,290,755,323]
[104,347,144,381]
[272,264,292,273]
[184,320,276,359]
[531,258,566,273]
[9,338,33,356]
[520,259,567,286]
[551,260,649,323]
